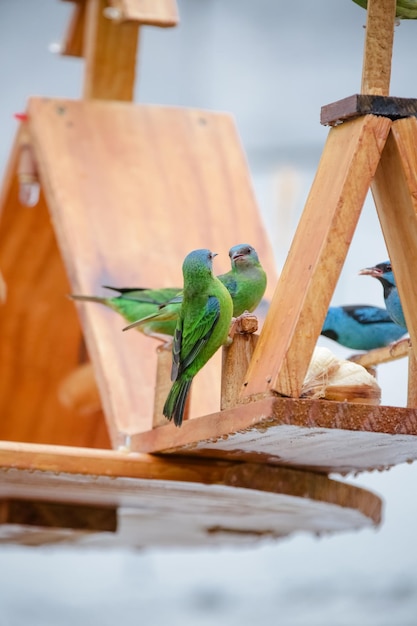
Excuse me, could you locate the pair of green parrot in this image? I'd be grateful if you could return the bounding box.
[72,244,267,427]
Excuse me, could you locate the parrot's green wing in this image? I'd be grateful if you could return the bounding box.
[103,285,180,305]
[172,295,221,380]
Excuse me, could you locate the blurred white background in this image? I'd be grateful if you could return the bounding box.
[0,1,416,624]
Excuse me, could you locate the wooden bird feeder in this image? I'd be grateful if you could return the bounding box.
[1,0,417,547]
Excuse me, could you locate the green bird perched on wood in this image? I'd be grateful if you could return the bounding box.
[163,248,233,427]
[123,243,267,335]
[71,286,180,341]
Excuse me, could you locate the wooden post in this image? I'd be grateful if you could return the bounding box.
[361,0,397,96]
[221,330,258,411]
[83,0,140,101]
[241,115,392,400]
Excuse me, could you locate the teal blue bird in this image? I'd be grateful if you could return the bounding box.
[123,243,267,334]
[71,286,180,341]
[163,249,233,427]
[359,261,407,329]
[321,304,406,350]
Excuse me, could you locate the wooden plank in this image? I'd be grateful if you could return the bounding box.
[0,134,110,448]
[361,0,396,95]
[130,396,417,475]
[108,0,179,26]
[321,94,417,127]
[0,442,382,547]
[371,118,417,358]
[83,0,140,100]
[241,115,391,400]
[26,97,277,445]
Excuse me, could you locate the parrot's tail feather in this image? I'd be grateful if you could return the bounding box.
[163,378,193,427]
[70,294,108,304]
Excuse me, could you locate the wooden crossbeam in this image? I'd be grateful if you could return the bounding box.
[321,95,417,127]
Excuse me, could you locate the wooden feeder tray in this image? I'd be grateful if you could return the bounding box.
[0,443,382,548]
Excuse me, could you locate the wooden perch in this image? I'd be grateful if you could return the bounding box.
[349,337,410,369]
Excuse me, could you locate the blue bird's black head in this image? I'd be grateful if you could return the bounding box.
[359,261,396,300]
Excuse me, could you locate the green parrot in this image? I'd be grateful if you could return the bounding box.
[123,243,267,334]
[163,248,233,427]
[352,0,417,19]
[71,286,180,341]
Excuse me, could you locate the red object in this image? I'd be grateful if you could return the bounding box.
[14,112,28,122]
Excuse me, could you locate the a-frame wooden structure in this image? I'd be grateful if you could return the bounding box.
[0,0,416,547]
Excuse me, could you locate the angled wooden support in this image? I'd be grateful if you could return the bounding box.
[241,114,392,400]
[370,116,417,406]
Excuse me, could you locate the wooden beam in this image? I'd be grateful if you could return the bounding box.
[361,0,396,95]
[371,118,417,359]
[83,0,140,100]
[241,115,391,400]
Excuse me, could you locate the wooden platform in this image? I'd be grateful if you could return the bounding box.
[131,396,417,475]
[0,442,382,548]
